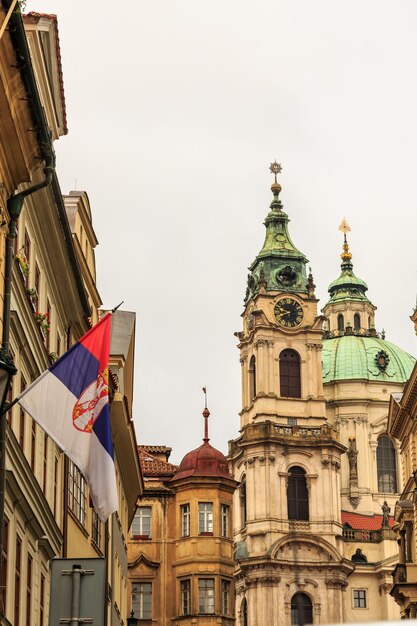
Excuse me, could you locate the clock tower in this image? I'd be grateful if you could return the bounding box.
[229,164,353,626]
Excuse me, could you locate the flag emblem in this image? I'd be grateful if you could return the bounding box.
[72,369,109,433]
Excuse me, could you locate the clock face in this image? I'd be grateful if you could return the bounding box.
[274,297,304,328]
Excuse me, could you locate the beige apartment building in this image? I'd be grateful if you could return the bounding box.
[0,4,142,625]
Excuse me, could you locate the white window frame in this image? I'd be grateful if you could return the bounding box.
[221,504,229,537]
[181,504,190,537]
[131,506,152,538]
[198,502,213,534]
[132,582,152,619]
[221,579,230,615]
[198,578,214,614]
[180,579,191,616]
[68,461,87,527]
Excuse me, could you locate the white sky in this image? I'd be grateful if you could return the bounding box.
[26,0,417,463]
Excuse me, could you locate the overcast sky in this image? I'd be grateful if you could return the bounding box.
[27,0,417,463]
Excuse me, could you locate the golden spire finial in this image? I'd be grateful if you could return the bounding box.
[269,160,282,194]
[338,218,352,262]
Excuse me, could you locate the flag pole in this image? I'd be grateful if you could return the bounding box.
[111,301,124,313]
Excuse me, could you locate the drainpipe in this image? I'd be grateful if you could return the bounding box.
[3,162,55,351]
[0,160,54,611]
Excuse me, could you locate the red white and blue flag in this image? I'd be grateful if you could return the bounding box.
[17,313,117,522]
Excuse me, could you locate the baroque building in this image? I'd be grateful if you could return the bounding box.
[228,163,415,625]
[388,312,417,618]
[129,406,238,625]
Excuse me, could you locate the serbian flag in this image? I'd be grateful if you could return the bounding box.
[17,313,117,522]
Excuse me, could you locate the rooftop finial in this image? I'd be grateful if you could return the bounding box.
[202,387,210,443]
[338,218,352,262]
[269,160,282,196]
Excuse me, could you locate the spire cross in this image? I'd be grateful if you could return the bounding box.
[339,218,351,243]
[202,387,210,442]
[269,160,282,183]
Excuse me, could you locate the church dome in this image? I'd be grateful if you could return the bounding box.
[171,406,232,481]
[322,336,415,384]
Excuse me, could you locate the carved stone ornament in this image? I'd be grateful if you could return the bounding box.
[348,495,361,509]
[347,438,358,482]
[276,265,297,287]
[375,349,390,371]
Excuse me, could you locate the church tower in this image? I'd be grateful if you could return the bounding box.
[229,164,353,626]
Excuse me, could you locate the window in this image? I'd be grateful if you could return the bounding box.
[279,349,301,398]
[53,457,58,517]
[240,477,247,528]
[222,580,230,615]
[1,519,8,613]
[337,314,344,332]
[131,506,152,538]
[354,313,360,330]
[249,355,256,399]
[198,578,214,614]
[19,375,26,449]
[92,510,102,548]
[241,598,248,626]
[377,435,397,493]
[15,536,21,626]
[30,420,36,471]
[40,574,45,626]
[287,466,309,521]
[353,589,367,608]
[68,461,87,526]
[288,417,297,426]
[180,579,191,616]
[181,504,190,537]
[132,582,152,619]
[34,264,40,311]
[198,502,213,534]
[45,300,51,350]
[26,554,32,626]
[291,592,313,625]
[221,504,229,537]
[42,433,48,493]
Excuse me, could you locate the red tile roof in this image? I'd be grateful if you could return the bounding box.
[23,12,68,135]
[341,510,395,530]
[138,447,177,478]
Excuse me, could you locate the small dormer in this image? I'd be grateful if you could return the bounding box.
[23,12,68,140]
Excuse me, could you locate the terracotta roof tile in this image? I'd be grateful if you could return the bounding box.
[341,510,395,530]
[138,447,177,478]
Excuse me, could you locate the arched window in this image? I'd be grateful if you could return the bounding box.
[280,350,301,398]
[287,466,309,521]
[354,313,360,330]
[337,314,344,332]
[249,355,256,399]
[377,435,397,493]
[241,598,248,626]
[291,593,312,626]
[240,476,247,527]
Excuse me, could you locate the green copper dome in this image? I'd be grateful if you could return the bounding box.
[322,336,415,384]
[327,247,371,304]
[244,172,309,304]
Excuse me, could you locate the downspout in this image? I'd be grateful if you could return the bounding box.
[3,161,55,351]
